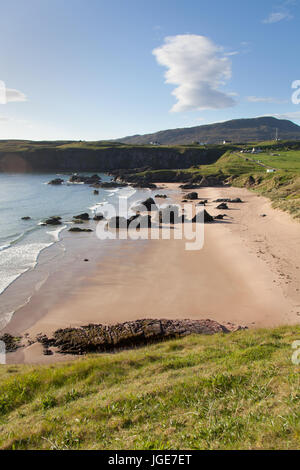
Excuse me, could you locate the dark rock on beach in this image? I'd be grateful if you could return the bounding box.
[73,212,90,221]
[214,198,243,203]
[36,318,245,355]
[108,214,153,229]
[192,210,214,223]
[44,216,62,225]
[186,192,198,200]
[0,333,21,352]
[21,216,31,220]
[133,197,157,212]
[48,178,64,185]
[93,214,105,221]
[69,227,93,232]
[216,203,229,210]
[132,182,157,189]
[69,174,101,184]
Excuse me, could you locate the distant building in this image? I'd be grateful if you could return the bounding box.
[223,140,232,144]
[149,141,160,146]
[252,147,262,154]
[267,169,276,173]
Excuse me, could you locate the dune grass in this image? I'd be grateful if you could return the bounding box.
[0,326,300,450]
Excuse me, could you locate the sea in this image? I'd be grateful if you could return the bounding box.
[0,172,158,330]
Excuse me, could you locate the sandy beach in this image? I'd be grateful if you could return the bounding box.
[3,183,300,364]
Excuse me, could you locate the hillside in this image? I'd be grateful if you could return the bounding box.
[0,326,299,450]
[116,117,300,145]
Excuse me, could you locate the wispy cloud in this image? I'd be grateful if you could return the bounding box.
[263,1,296,24]
[6,88,27,102]
[247,96,288,104]
[152,34,236,112]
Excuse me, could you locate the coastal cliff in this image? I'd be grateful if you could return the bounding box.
[0,144,225,172]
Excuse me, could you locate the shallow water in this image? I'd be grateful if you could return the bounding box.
[0,172,155,328]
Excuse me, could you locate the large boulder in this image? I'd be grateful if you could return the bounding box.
[93,214,105,221]
[69,174,101,184]
[186,192,198,200]
[216,203,229,210]
[133,198,157,212]
[44,216,62,225]
[73,213,90,221]
[69,227,93,232]
[192,210,214,223]
[48,178,64,185]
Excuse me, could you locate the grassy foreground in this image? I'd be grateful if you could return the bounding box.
[0,326,300,450]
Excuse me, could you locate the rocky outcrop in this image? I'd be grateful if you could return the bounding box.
[132,182,157,189]
[186,192,198,200]
[44,216,62,225]
[68,227,93,232]
[48,178,64,185]
[36,318,245,355]
[0,333,21,352]
[155,194,168,199]
[192,210,214,223]
[21,216,31,220]
[107,215,152,229]
[133,198,157,212]
[0,146,226,173]
[73,213,90,221]
[216,203,229,210]
[214,198,243,203]
[93,214,105,221]
[69,174,101,184]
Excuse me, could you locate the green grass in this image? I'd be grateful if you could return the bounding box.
[0,326,300,450]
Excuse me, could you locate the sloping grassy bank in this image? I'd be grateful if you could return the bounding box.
[127,148,300,219]
[0,326,300,450]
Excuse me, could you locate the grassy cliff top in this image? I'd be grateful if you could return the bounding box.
[0,326,300,450]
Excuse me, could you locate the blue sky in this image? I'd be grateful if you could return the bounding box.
[0,0,300,140]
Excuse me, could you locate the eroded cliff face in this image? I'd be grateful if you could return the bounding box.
[0,147,224,172]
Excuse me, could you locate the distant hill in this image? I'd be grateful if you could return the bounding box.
[116,117,300,145]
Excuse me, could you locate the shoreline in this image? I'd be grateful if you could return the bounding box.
[2,182,300,364]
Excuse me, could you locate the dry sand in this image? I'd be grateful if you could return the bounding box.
[4,183,300,364]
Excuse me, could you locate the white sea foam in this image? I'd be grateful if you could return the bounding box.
[46,225,67,242]
[0,242,52,295]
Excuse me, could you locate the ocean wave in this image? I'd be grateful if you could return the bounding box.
[0,241,53,296]
[0,225,41,253]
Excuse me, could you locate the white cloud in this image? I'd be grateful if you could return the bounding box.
[5,88,27,102]
[152,34,236,112]
[247,96,288,104]
[263,11,293,23]
[263,1,296,24]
